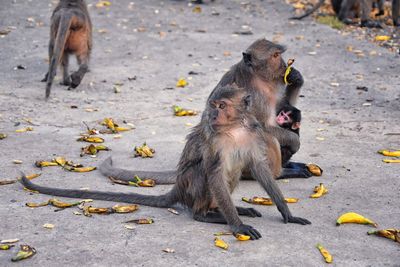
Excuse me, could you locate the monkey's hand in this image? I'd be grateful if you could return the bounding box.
[232,224,262,240]
[285,67,304,87]
[285,215,311,225]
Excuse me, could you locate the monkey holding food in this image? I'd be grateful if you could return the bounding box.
[20,86,310,240]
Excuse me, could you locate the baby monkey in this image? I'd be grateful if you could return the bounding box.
[276,102,301,135]
[20,86,310,240]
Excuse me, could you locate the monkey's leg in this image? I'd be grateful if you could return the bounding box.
[193,211,227,224]
[236,207,262,217]
[250,160,311,225]
[393,0,400,26]
[60,53,71,86]
[207,164,261,239]
[69,53,89,89]
[360,0,383,27]
[41,40,54,82]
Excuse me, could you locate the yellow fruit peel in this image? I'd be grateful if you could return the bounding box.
[214,237,229,250]
[316,243,333,263]
[336,212,377,227]
[310,183,328,198]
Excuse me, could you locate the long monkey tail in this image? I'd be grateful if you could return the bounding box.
[289,0,325,20]
[98,157,177,185]
[46,12,72,99]
[19,173,179,208]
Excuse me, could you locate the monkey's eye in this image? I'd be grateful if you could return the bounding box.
[219,103,226,109]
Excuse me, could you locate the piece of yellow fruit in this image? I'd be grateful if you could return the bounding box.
[306,163,323,176]
[214,237,228,250]
[15,127,33,133]
[125,218,154,224]
[368,229,398,241]
[67,166,97,172]
[310,183,328,198]
[375,35,391,41]
[35,161,58,167]
[176,78,188,88]
[0,244,14,250]
[378,149,400,157]
[316,243,333,263]
[336,212,377,227]
[137,179,156,187]
[235,234,251,241]
[26,201,50,208]
[283,59,295,85]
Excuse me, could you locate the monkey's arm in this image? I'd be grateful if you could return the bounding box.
[206,157,261,239]
[279,67,304,107]
[265,126,300,155]
[250,160,311,225]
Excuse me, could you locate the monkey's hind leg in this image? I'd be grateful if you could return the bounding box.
[236,206,262,217]
[68,53,89,90]
[60,53,71,86]
[193,211,227,224]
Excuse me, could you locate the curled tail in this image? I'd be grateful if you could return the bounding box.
[289,0,325,20]
[19,173,178,208]
[46,12,72,99]
[99,157,177,185]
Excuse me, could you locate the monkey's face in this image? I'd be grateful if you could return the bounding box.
[208,99,236,129]
[276,110,301,131]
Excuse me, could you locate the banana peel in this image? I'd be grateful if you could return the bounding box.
[62,165,96,172]
[242,196,298,205]
[83,206,112,216]
[0,244,14,250]
[124,218,154,224]
[173,105,198,116]
[214,237,228,250]
[378,149,400,157]
[112,204,139,213]
[108,175,156,187]
[15,127,33,133]
[26,198,89,209]
[134,142,155,158]
[368,229,400,243]
[35,161,58,167]
[0,133,7,139]
[176,78,188,88]
[310,183,328,198]
[77,136,104,143]
[80,144,110,157]
[382,159,400,163]
[284,59,295,85]
[316,243,332,263]
[214,232,233,236]
[336,212,377,227]
[306,163,323,176]
[11,245,36,262]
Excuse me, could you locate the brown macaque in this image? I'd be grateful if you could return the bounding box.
[291,0,393,27]
[394,0,400,26]
[20,87,310,240]
[276,103,301,136]
[99,39,314,182]
[42,0,92,99]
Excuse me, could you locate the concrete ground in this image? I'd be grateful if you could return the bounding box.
[0,0,399,266]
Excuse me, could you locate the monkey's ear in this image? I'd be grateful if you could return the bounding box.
[242,52,252,67]
[243,94,252,109]
[291,122,301,130]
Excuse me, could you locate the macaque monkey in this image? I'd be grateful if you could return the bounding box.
[20,87,311,240]
[42,0,92,98]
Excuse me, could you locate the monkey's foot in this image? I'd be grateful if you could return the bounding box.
[361,20,383,28]
[236,207,262,217]
[286,216,311,225]
[60,78,71,86]
[41,73,48,82]
[193,212,227,224]
[232,224,262,240]
[68,73,82,89]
